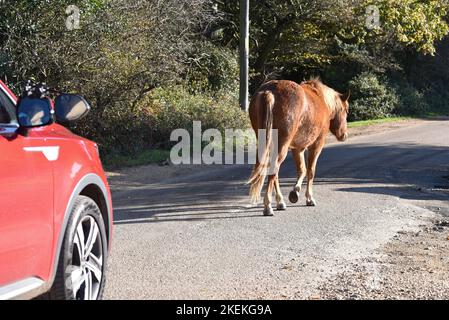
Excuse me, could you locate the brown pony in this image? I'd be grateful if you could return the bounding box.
[248,79,350,216]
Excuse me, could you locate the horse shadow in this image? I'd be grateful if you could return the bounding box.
[113,141,449,225]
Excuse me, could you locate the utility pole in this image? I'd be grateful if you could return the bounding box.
[239,0,249,112]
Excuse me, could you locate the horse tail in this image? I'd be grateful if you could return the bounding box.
[248,91,275,203]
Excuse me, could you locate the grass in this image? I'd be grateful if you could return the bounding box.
[103,149,170,170]
[102,115,442,170]
[348,116,412,128]
[424,111,449,117]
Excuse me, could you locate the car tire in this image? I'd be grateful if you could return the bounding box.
[48,195,108,300]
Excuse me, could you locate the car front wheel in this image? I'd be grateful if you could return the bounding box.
[49,195,108,300]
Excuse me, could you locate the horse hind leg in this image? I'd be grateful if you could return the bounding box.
[275,177,287,211]
[264,175,287,216]
[289,149,306,204]
[264,144,290,215]
[275,145,290,211]
[263,175,276,216]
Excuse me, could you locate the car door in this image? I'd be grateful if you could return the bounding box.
[0,84,54,286]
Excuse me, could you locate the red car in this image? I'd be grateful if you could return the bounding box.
[0,80,113,300]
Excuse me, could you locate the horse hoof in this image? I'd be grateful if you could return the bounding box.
[277,202,287,211]
[263,207,275,216]
[306,199,317,207]
[289,191,299,204]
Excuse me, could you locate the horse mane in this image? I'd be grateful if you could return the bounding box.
[302,78,344,114]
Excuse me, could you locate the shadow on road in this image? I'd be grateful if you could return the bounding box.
[113,142,449,225]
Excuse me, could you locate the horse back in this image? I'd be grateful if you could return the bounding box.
[250,80,331,150]
[250,80,306,130]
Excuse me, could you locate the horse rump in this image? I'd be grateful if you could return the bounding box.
[248,90,275,203]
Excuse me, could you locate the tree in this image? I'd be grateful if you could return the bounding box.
[212,0,449,86]
[378,0,449,56]
[0,0,218,153]
[0,0,214,102]
[213,0,359,77]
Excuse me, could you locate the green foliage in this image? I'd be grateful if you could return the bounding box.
[214,0,362,79]
[149,86,250,148]
[72,85,249,156]
[393,80,429,116]
[0,0,215,110]
[2,0,449,167]
[1,0,241,160]
[102,149,171,170]
[404,37,449,116]
[425,90,449,116]
[213,0,449,83]
[185,42,239,93]
[348,72,400,121]
[72,101,155,156]
[376,0,449,55]
[348,117,412,128]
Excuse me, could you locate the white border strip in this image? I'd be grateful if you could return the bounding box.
[0,83,17,104]
[0,277,45,300]
[24,146,60,161]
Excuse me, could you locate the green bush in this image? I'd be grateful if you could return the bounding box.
[149,86,250,148]
[393,81,429,116]
[71,86,250,158]
[348,72,400,121]
[72,102,154,157]
[185,43,240,94]
[425,89,449,115]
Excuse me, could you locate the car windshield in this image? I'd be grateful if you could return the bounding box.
[0,87,17,125]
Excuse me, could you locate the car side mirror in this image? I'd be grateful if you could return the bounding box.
[55,94,91,123]
[17,97,53,128]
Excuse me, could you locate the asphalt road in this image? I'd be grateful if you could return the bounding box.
[104,119,449,299]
